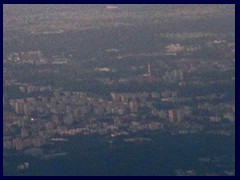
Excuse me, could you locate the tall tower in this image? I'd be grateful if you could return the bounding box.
[148,63,151,77]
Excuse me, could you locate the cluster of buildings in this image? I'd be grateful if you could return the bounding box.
[197,102,235,123]
[162,69,184,82]
[8,91,183,120]
[4,85,235,151]
[165,43,201,56]
[3,90,192,150]
[4,51,46,64]
[17,83,52,94]
[4,51,69,65]
[4,136,46,151]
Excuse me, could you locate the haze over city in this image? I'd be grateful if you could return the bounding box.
[3,4,235,176]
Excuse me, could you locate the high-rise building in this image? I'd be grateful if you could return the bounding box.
[148,63,151,77]
[168,110,177,122]
[129,101,138,113]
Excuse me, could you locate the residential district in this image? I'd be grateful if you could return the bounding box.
[3,39,235,151]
